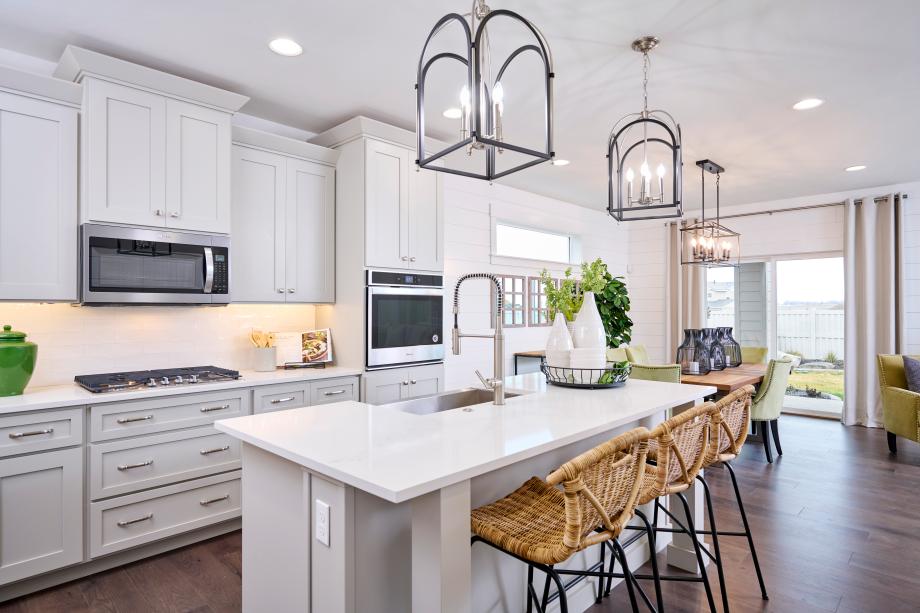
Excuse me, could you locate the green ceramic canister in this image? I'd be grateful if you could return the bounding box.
[0,325,37,396]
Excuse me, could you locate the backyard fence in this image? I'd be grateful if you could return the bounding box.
[777,308,844,360]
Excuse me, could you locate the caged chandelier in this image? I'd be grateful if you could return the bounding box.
[680,159,741,267]
[415,0,554,181]
[608,36,682,222]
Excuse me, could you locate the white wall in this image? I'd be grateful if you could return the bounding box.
[628,182,920,363]
[442,174,628,389]
[0,303,316,387]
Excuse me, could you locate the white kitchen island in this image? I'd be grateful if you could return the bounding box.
[215,373,716,613]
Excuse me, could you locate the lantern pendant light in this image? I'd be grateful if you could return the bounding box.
[415,0,555,181]
[680,159,741,267]
[608,36,682,222]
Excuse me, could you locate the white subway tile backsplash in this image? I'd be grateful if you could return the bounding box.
[0,303,316,388]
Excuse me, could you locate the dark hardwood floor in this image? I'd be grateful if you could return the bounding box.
[1,416,919,612]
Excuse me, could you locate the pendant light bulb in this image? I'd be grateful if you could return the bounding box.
[656,163,666,178]
[625,167,635,183]
[640,161,650,178]
[459,85,471,110]
[492,82,504,105]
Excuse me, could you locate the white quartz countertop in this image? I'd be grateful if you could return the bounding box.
[215,373,716,503]
[0,366,362,415]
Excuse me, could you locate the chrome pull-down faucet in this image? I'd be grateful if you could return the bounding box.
[452,273,505,405]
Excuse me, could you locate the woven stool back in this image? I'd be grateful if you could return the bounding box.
[645,402,718,498]
[546,427,650,553]
[707,385,755,464]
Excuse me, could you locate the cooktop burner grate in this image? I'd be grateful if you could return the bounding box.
[75,366,241,393]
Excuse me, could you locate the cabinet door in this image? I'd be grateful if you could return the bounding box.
[231,146,287,302]
[408,168,443,271]
[165,100,231,233]
[363,368,410,405]
[286,159,335,302]
[0,92,78,300]
[365,139,409,269]
[407,364,443,399]
[0,447,83,585]
[85,79,166,226]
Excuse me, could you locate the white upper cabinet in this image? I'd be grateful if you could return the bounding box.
[84,79,167,226]
[231,127,338,303]
[0,68,80,301]
[364,139,442,271]
[165,99,231,233]
[55,46,248,234]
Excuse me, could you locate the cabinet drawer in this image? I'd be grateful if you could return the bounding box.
[89,471,240,558]
[253,382,309,414]
[0,408,84,458]
[89,426,240,500]
[310,377,358,406]
[90,389,250,442]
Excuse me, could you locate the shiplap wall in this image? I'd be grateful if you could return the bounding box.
[442,175,628,390]
[628,182,920,363]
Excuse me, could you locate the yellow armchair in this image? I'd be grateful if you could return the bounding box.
[877,354,920,453]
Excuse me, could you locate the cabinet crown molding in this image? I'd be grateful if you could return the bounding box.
[53,45,249,112]
[0,64,82,106]
[310,115,445,152]
[232,125,339,166]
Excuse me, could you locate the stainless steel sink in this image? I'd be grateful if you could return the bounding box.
[386,388,522,415]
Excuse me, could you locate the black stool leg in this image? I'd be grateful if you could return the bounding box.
[697,475,729,613]
[761,421,773,463]
[726,462,769,600]
[545,566,568,613]
[610,540,640,613]
[887,431,897,453]
[597,535,606,604]
[635,508,664,613]
[770,420,783,456]
[676,492,718,613]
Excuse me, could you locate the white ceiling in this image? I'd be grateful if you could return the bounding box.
[1,0,918,210]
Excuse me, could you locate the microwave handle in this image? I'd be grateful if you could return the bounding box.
[203,247,214,294]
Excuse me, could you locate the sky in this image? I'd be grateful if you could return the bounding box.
[707,257,845,304]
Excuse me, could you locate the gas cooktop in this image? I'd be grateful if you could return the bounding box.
[75,366,241,393]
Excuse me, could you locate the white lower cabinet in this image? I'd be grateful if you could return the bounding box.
[0,447,83,585]
[363,364,444,405]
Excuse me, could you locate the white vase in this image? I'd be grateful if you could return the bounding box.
[566,320,576,340]
[572,291,606,349]
[545,313,574,367]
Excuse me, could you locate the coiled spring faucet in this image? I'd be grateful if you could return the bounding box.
[452,273,505,405]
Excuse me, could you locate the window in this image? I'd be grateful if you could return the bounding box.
[492,275,526,327]
[528,276,554,326]
[706,267,735,329]
[494,223,572,263]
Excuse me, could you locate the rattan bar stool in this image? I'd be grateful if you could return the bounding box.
[614,401,721,613]
[693,385,768,610]
[470,427,652,613]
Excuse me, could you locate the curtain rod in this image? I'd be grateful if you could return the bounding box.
[668,193,904,224]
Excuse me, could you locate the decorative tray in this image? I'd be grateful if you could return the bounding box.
[541,362,631,389]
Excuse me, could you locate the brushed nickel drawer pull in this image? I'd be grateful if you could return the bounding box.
[200,404,231,413]
[323,389,346,396]
[116,414,153,424]
[117,513,153,527]
[270,396,296,404]
[9,428,54,439]
[117,459,154,471]
[200,445,230,455]
[200,494,230,506]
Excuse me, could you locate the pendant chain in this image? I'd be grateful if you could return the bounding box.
[642,52,650,114]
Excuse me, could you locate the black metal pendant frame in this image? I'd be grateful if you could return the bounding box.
[415,9,554,181]
[608,110,683,221]
[680,159,741,267]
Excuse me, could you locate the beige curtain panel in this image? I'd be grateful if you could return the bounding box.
[666,221,706,361]
[843,194,902,427]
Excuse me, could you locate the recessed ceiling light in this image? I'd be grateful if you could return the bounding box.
[268,38,303,57]
[442,107,462,119]
[552,159,570,166]
[845,165,866,172]
[792,98,824,111]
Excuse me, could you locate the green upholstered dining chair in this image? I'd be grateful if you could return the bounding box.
[877,354,920,453]
[630,363,681,384]
[625,345,650,365]
[750,358,793,462]
[606,347,629,362]
[741,346,769,364]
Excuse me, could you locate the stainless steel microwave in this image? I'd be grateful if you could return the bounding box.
[81,224,230,305]
[366,270,444,369]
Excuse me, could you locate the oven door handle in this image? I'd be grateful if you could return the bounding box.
[203,247,214,294]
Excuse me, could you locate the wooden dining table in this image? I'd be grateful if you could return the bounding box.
[680,363,768,394]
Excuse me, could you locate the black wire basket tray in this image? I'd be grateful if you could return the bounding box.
[541,362,631,389]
